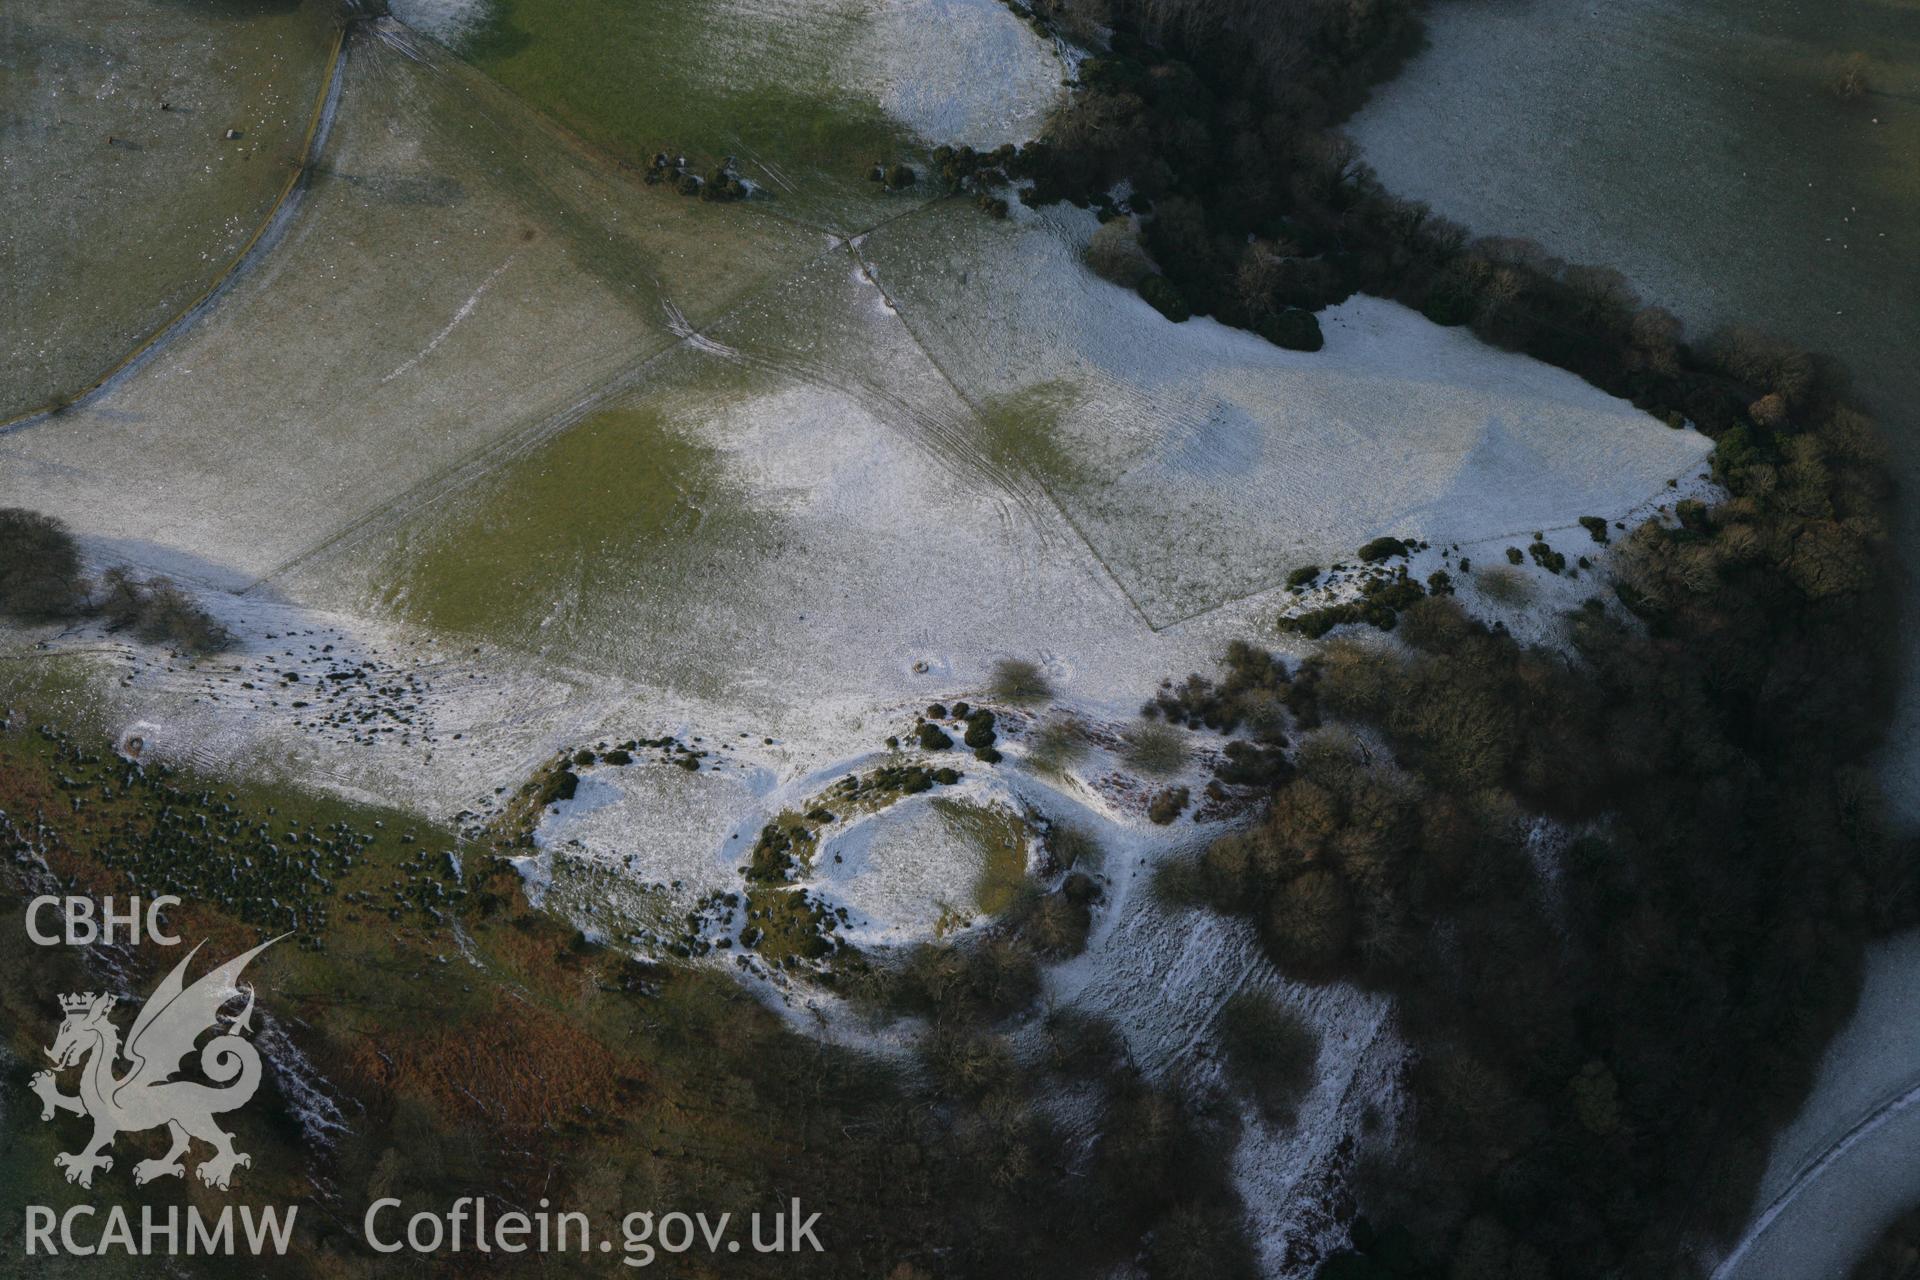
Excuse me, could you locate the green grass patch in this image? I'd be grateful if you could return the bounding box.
[933,798,1034,917]
[976,380,1093,494]
[458,0,917,229]
[374,398,770,650]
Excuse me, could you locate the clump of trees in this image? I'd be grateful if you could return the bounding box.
[97,568,231,653]
[997,5,1910,1267]
[1163,338,1907,1274]
[0,509,229,653]
[0,508,87,619]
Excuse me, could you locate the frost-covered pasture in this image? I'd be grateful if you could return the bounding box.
[387,0,1067,231]
[1,3,1713,867]
[0,6,1731,1268]
[0,0,1718,948]
[1,0,341,421]
[1,28,827,586]
[860,201,1712,624]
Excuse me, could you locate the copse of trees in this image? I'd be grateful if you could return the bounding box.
[1160,343,1908,1274]
[978,0,1885,470]
[1015,2,1912,1274]
[0,508,230,653]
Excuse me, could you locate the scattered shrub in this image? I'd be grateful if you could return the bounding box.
[917,723,954,751]
[963,711,998,750]
[1473,566,1532,606]
[1147,785,1190,825]
[1357,536,1408,563]
[1029,717,1090,775]
[1526,541,1566,573]
[1286,565,1321,589]
[990,658,1053,705]
[1123,721,1188,776]
[1045,822,1102,871]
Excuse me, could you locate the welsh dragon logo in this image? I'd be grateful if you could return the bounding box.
[31,937,280,1190]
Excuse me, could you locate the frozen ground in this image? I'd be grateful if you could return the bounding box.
[387,0,1064,232]
[0,0,340,421]
[0,4,1731,1272]
[3,0,1708,1020]
[849,0,1066,148]
[1345,0,1920,833]
[860,202,1710,624]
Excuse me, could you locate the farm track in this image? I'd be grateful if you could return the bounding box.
[0,20,352,435]
[236,23,1120,616]
[1711,1072,1920,1278]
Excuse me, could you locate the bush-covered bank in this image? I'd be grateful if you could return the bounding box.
[0,710,1255,1279]
[974,0,1916,1274]
[0,508,230,653]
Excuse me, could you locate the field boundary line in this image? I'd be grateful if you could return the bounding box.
[844,203,1162,633]
[0,19,352,435]
[242,239,858,593]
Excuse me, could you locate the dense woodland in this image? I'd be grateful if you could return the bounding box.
[960,0,1915,1276]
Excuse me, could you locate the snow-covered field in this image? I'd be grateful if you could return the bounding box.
[391,0,1063,152]
[1,5,1732,1272]
[862,202,1709,624]
[1345,0,1920,836]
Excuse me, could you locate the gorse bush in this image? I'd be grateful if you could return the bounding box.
[990,657,1054,705]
